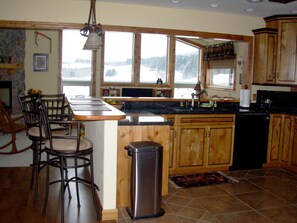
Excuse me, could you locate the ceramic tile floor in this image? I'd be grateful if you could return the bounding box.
[117,168,297,223]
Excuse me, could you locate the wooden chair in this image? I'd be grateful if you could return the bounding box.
[0,100,30,154]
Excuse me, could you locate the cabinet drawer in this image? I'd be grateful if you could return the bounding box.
[180,115,235,126]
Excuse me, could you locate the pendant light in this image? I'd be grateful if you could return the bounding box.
[80,0,103,50]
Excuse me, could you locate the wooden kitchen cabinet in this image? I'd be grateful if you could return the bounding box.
[171,114,235,175]
[291,117,297,168]
[276,20,297,85]
[208,126,234,166]
[267,114,294,165]
[252,28,278,84]
[178,126,206,168]
[257,15,297,85]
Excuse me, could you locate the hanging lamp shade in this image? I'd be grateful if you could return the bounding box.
[80,0,103,50]
[83,31,101,50]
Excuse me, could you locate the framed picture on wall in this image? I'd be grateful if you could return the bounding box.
[33,53,48,72]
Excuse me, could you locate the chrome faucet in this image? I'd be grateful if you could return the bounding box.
[191,89,208,108]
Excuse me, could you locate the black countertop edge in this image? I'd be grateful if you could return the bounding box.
[118,122,173,126]
[117,107,297,126]
[120,107,297,116]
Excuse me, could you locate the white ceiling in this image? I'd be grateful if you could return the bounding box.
[97,0,297,17]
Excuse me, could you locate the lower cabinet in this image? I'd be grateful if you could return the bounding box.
[291,117,297,167]
[266,114,297,172]
[164,114,235,175]
[267,114,294,165]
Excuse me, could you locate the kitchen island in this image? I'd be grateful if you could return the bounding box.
[68,97,173,219]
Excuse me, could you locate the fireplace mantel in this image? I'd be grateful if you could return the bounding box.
[0,63,23,74]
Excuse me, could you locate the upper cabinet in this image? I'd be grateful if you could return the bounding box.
[253,15,297,85]
[253,28,278,84]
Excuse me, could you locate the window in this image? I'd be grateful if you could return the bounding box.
[103,32,133,83]
[140,34,167,84]
[62,30,92,96]
[174,40,201,97]
[101,33,204,98]
[206,59,235,90]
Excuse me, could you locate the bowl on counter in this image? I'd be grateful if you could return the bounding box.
[112,103,124,110]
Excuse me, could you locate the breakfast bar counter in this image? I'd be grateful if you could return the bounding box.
[68,97,126,221]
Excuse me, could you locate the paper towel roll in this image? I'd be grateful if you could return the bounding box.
[240,89,250,108]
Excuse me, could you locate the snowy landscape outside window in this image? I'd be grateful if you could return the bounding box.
[103,32,133,83]
[174,40,200,98]
[62,30,92,96]
[140,34,168,84]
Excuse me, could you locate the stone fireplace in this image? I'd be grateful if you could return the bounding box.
[0,29,26,113]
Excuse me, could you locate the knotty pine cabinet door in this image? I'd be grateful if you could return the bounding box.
[178,126,206,168]
[208,126,234,167]
[267,114,294,164]
[276,21,297,85]
[252,28,278,84]
[291,117,297,167]
[280,115,294,164]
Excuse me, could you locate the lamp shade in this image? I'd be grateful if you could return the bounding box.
[83,32,100,50]
[194,81,204,91]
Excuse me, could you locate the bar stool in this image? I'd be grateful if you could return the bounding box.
[18,95,72,202]
[18,95,45,201]
[36,99,101,223]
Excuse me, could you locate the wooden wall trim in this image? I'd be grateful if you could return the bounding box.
[0,20,252,41]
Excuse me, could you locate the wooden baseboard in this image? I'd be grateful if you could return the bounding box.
[102,209,118,221]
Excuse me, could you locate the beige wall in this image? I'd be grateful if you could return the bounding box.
[1,1,265,35]
[25,30,60,93]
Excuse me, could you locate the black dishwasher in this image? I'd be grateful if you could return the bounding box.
[231,111,270,170]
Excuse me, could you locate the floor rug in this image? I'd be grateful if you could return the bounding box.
[169,171,236,188]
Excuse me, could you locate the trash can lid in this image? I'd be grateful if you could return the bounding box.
[126,141,163,153]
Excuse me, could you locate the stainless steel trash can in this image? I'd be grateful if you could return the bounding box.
[125,141,165,220]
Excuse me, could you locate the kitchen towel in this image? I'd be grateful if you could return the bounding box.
[240,89,250,108]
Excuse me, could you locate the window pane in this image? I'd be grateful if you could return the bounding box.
[209,68,234,89]
[62,30,92,81]
[104,32,133,83]
[175,41,200,84]
[140,34,167,83]
[207,59,235,90]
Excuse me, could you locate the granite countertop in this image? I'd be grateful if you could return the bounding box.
[118,101,297,126]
